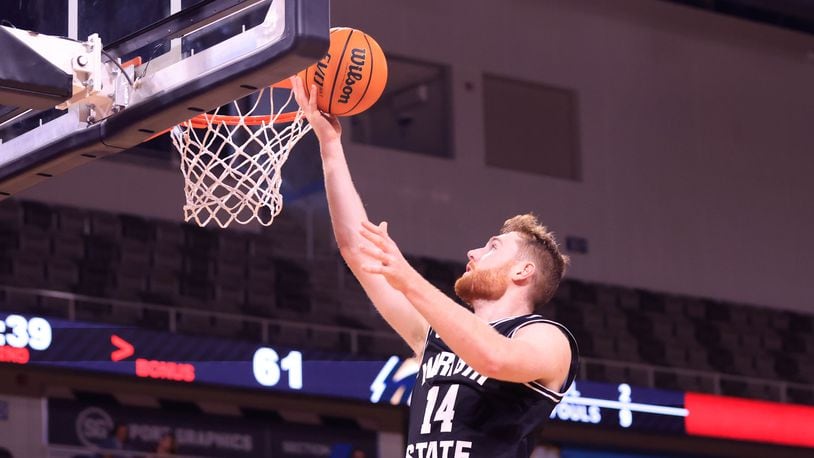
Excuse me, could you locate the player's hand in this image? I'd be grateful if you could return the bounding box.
[290,75,342,145]
[358,220,417,292]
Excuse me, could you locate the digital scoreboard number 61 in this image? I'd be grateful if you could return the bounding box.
[252,347,303,390]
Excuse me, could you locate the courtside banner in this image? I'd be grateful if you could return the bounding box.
[48,398,377,457]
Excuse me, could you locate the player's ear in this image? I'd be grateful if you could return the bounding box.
[512,261,535,281]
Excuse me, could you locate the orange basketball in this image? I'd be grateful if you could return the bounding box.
[298,27,388,117]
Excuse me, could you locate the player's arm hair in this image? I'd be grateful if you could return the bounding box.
[320,139,429,355]
[398,277,570,388]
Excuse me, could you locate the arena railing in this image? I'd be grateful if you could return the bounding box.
[0,283,401,355]
[1,284,811,405]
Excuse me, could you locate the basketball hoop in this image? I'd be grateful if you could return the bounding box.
[170,79,311,228]
[169,26,387,229]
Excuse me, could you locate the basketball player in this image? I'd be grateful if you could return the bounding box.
[292,77,579,458]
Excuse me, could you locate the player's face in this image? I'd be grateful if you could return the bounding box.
[454,233,521,304]
[464,233,521,272]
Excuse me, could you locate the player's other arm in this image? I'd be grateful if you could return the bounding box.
[359,221,571,389]
[400,271,571,388]
[291,76,429,356]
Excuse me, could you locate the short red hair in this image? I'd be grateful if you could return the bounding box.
[501,213,569,305]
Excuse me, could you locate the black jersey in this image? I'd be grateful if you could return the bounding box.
[405,314,579,458]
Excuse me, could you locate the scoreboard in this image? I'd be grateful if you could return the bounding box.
[2,311,814,449]
[0,311,401,402]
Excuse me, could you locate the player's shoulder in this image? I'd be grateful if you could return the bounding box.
[507,314,560,334]
[511,316,579,395]
[505,315,577,353]
[492,314,572,336]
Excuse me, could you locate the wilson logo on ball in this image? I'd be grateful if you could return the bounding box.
[338,48,367,105]
[299,27,388,117]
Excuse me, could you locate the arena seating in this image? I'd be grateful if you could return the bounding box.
[0,198,811,406]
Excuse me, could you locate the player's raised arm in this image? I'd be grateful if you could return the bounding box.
[356,216,576,394]
[291,76,429,356]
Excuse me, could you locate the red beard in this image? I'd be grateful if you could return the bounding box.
[454,261,512,305]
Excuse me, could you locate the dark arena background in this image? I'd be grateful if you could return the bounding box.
[1,0,813,457]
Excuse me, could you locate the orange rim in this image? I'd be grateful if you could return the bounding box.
[186,77,299,127]
[144,78,301,140]
[186,109,301,128]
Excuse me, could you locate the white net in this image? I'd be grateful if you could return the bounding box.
[170,86,311,228]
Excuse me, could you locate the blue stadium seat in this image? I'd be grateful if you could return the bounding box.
[114,265,148,301]
[120,214,155,242]
[152,242,184,270]
[44,259,79,290]
[119,239,152,269]
[1,256,46,287]
[51,232,84,260]
[89,211,122,238]
[19,228,50,255]
[55,205,88,234]
[0,200,22,228]
[21,200,54,230]
[787,386,814,405]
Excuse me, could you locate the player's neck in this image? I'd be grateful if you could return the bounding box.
[469,290,533,323]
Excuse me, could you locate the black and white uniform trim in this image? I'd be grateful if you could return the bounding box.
[405,313,580,458]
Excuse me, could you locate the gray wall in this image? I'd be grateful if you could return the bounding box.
[21,0,814,313]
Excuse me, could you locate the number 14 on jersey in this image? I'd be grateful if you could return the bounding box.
[421,384,460,434]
